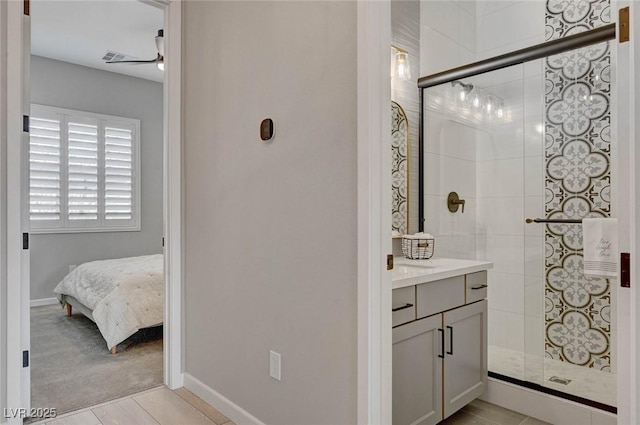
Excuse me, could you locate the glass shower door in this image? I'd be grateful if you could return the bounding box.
[527,39,615,407]
[421,40,616,408]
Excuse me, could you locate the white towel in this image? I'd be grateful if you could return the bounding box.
[583,218,618,277]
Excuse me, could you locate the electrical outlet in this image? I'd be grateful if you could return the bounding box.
[69,265,77,273]
[269,350,281,381]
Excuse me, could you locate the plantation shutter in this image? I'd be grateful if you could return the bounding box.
[29,114,62,223]
[104,124,134,221]
[67,118,99,221]
[29,105,140,232]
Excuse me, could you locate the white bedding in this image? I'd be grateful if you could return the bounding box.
[54,254,164,350]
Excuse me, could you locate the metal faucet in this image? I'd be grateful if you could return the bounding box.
[447,192,465,213]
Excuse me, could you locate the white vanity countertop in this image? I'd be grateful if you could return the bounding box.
[392,257,493,289]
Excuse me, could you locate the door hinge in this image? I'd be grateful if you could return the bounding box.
[23,350,29,367]
[620,7,630,43]
[387,254,394,271]
[621,252,630,288]
[23,115,29,133]
[23,233,29,250]
[23,0,29,16]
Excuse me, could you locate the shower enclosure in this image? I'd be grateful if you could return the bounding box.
[418,25,616,411]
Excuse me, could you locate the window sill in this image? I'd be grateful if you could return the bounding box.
[30,226,141,235]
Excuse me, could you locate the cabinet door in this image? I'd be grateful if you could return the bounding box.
[392,314,443,425]
[442,300,488,419]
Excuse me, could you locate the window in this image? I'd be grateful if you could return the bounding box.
[29,105,140,233]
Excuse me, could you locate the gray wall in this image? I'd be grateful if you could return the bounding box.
[183,2,357,424]
[29,56,163,301]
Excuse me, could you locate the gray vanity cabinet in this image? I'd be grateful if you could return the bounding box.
[442,300,488,419]
[392,314,443,425]
[392,271,488,425]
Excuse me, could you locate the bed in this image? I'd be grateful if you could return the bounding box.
[53,254,164,354]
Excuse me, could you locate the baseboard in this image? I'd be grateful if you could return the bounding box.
[183,373,266,425]
[30,297,58,308]
[481,377,616,425]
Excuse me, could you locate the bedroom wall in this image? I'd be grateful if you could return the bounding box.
[29,56,163,301]
[183,2,357,424]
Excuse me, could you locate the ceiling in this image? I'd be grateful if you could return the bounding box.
[31,1,164,83]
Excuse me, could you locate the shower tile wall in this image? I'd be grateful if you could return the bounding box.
[543,1,612,371]
[420,0,479,260]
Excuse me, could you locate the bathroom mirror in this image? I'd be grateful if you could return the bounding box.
[391,101,409,235]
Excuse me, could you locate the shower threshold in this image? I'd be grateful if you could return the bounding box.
[488,371,616,414]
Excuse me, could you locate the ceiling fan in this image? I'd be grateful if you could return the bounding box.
[106,29,164,70]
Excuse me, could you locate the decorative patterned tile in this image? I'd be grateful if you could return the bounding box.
[392,101,408,235]
[544,0,612,371]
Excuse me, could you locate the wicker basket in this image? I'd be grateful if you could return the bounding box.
[402,236,435,260]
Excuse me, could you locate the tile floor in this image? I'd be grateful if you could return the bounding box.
[444,399,551,425]
[30,386,235,425]
[28,384,550,425]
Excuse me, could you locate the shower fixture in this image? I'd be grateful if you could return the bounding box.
[451,80,473,102]
[451,79,505,121]
[451,80,474,93]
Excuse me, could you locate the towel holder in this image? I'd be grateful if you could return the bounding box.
[525,218,582,224]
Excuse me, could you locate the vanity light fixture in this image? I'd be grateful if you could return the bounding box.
[472,94,481,108]
[391,45,411,81]
[156,56,164,71]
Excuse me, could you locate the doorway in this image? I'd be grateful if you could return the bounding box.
[4,0,184,423]
[27,0,165,417]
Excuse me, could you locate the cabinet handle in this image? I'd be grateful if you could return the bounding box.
[392,303,414,312]
[471,284,488,290]
[446,326,453,355]
[438,328,445,358]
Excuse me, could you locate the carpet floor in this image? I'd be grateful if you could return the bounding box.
[30,304,163,418]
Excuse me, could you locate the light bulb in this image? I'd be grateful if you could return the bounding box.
[157,57,164,71]
[459,90,467,102]
[472,95,480,108]
[496,101,504,119]
[393,51,411,81]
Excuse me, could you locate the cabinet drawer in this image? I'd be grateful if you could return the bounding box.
[392,286,416,327]
[416,276,465,319]
[466,271,488,303]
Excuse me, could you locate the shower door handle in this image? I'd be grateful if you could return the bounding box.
[446,326,453,355]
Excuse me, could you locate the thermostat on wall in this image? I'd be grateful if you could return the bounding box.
[260,118,274,141]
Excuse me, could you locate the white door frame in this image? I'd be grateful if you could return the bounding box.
[356,1,392,424]
[610,0,640,424]
[5,1,31,423]
[3,0,183,422]
[625,2,640,423]
[156,0,183,391]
